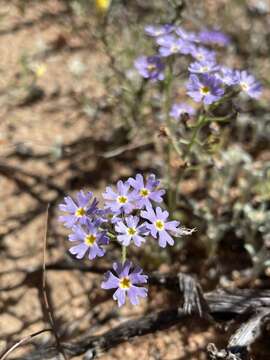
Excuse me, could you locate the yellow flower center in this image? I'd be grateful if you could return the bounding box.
[240,82,249,91]
[119,277,131,289]
[75,207,86,217]
[140,188,150,197]
[155,220,165,231]
[95,0,111,11]
[200,86,210,95]
[147,64,156,72]
[171,45,179,53]
[84,234,96,246]
[127,227,137,236]
[34,63,46,78]
[197,54,204,61]
[201,66,209,72]
[117,195,128,204]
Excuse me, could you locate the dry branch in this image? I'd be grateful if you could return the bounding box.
[0,329,52,360]
[8,259,270,360]
[208,307,270,360]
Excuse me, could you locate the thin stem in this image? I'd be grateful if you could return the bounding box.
[164,60,174,213]
[205,112,236,123]
[165,126,183,158]
[121,245,127,264]
[184,114,206,161]
[108,231,116,240]
[171,114,207,211]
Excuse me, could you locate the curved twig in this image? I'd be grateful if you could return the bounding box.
[0,329,52,360]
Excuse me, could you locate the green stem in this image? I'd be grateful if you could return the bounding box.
[164,60,174,213]
[171,114,207,211]
[107,231,118,242]
[121,245,127,264]
[205,112,236,123]
[208,89,240,111]
[184,114,206,161]
[165,126,183,158]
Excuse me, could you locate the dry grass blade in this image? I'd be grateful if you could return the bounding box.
[0,329,52,360]
[42,204,68,360]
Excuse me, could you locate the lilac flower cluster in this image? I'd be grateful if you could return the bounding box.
[134,24,262,118]
[59,174,187,307]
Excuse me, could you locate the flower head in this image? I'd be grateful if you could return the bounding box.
[157,35,191,57]
[101,261,148,306]
[128,173,165,209]
[169,102,196,120]
[190,46,216,62]
[68,221,109,260]
[58,190,98,228]
[216,66,238,86]
[95,0,111,12]
[199,29,230,46]
[32,63,46,78]
[235,70,262,99]
[134,55,165,81]
[187,74,224,105]
[115,215,148,247]
[188,60,219,74]
[102,180,136,214]
[144,24,174,37]
[141,206,180,248]
[175,27,199,42]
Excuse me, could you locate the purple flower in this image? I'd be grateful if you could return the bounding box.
[188,60,219,74]
[141,206,180,248]
[235,70,262,99]
[102,180,136,214]
[58,190,98,228]
[157,35,191,57]
[175,27,199,43]
[68,222,109,260]
[199,29,231,46]
[187,74,224,105]
[190,46,216,62]
[128,173,165,209]
[115,215,148,247]
[134,55,165,81]
[216,66,238,86]
[101,261,148,306]
[169,102,196,120]
[144,24,174,37]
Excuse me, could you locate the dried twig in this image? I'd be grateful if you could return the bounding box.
[2,256,270,360]
[0,329,52,360]
[41,206,68,360]
[177,272,210,317]
[17,289,270,360]
[207,307,270,360]
[12,263,270,360]
[100,140,153,159]
[14,307,191,360]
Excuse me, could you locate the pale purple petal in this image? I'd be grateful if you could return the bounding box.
[69,243,88,259]
[132,235,145,247]
[165,220,180,232]
[113,288,126,307]
[127,286,148,305]
[101,271,120,289]
[158,230,174,247]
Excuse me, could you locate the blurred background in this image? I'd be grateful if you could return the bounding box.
[1,0,270,359]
